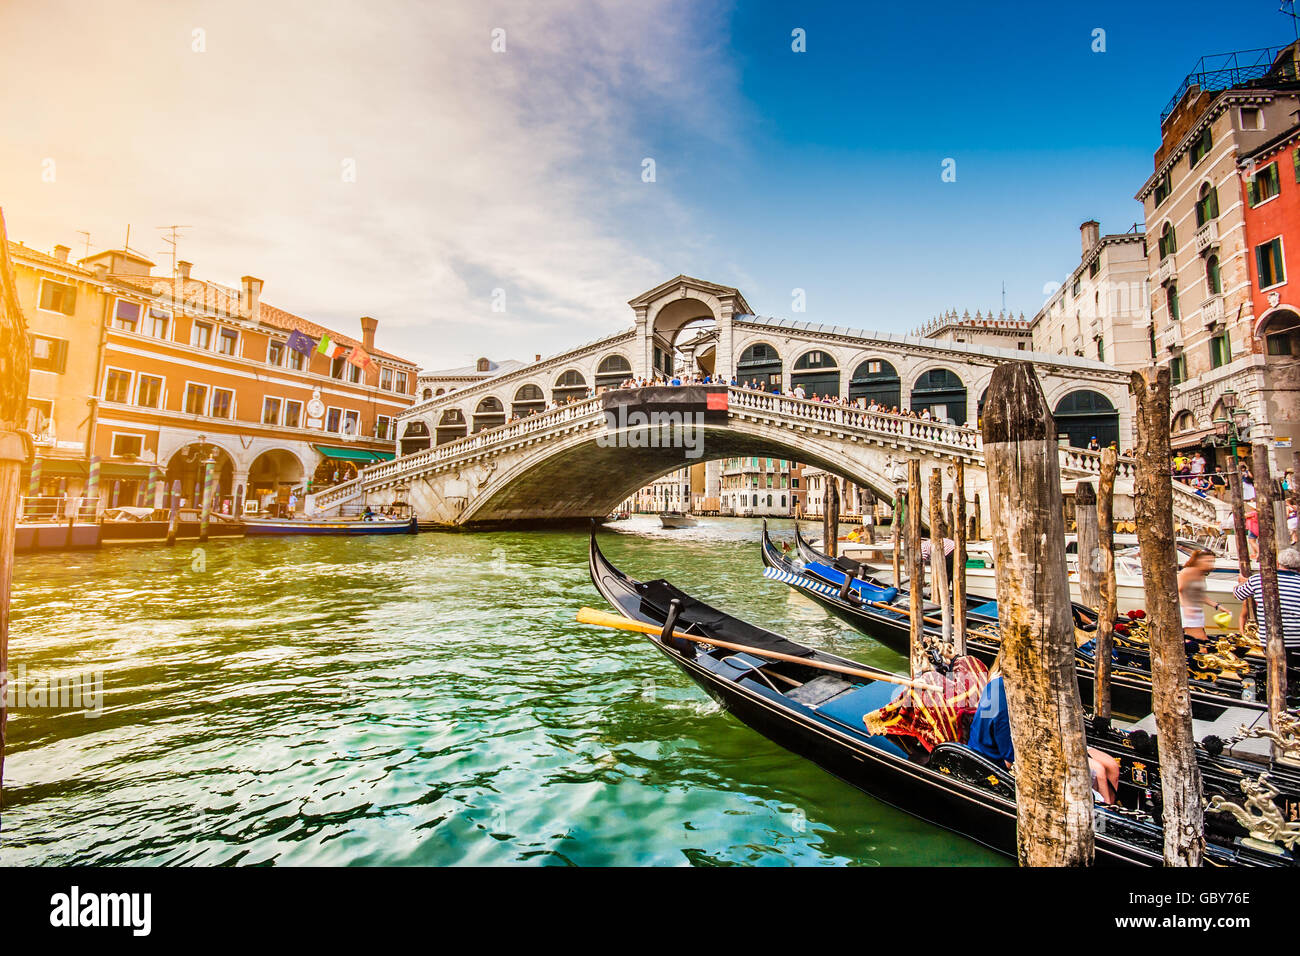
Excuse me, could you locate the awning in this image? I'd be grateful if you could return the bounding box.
[1171,426,1217,449]
[312,444,392,462]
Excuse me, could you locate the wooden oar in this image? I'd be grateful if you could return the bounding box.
[576,607,931,691]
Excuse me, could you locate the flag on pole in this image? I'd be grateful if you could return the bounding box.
[287,329,316,355]
[316,333,333,355]
[347,345,371,369]
[317,333,346,359]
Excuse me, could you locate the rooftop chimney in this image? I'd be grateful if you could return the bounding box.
[240,275,263,321]
[1080,220,1101,256]
[359,315,378,351]
[177,260,192,281]
[535,354,541,362]
[52,244,70,262]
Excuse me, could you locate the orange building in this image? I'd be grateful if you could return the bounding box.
[14,239,419,515]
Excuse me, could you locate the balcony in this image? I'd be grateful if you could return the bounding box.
[1161,324,1184,352]
[1194,220,1220,253]
[1200,294,1225,327]
[1158,256,1176,284]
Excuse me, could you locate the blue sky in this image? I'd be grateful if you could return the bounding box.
[2,1,1297,370]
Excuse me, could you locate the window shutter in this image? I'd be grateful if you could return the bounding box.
[1249,179,1259,205]
[1294,148,1300,183]
[54,339,68,374]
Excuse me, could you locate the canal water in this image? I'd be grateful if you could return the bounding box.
[3,517,1003,866]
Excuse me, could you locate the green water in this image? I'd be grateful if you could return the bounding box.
[2,517,1004,866]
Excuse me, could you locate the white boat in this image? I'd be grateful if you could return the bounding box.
[658,512,698,529]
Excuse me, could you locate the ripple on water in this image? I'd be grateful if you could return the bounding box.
[2,521,1005,866]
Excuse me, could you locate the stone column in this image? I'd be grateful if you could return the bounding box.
[717,302,735,381]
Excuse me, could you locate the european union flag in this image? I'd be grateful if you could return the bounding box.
[287,329,316,355]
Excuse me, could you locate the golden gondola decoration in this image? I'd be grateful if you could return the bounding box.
[1207,775,1300,855]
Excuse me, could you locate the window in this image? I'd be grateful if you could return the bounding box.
[1097,338,1105,362]
[112,299,140,332]
[1158,223,1177,259]
[1166,285,1180,321]
[394,372,407,394]
[191,321,213,349]
[217,328,239,356]
[262,397,282,425]
[1189,126,1212,167]
[1257,237,1286,288]
[330,356,346,379]
[30,334,68,373]
[1240,107,1263,131]
[184,383,208,415]
[376,415,393,440]
[347,363,361,384]
[325,407,342,432]
[267,341,285,366]
[1294,148,1300,183]
[284,400,303,429]
[1210,332,1231,369]
[210,388,233,419]
[111,434,144,459]
[136,375,163,408]
[38,279,76,315]
[1170,355,1187,386]
[381,367,393,390]
[150,308,171,339]
[1017,341,1026,350]
[104,369,132,403]
[1205,255,1222,294]
[1089,258,1100,278]
[342,409,360,437]
[1249,162,1281,205]
[288,349,307,371]
[1195,183,1219,225]
[1153,173,1172,206]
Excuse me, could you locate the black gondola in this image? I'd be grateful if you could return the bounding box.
[772,523,1269,721]
[586,529,1295,867]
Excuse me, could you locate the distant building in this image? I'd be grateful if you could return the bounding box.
[1136,41,1300,468]
[15,237,417,513]
[917,310,1034,351]
[417,357,527,401]
[720,456,794,516]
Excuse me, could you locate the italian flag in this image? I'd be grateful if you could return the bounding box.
[316,334,346,359]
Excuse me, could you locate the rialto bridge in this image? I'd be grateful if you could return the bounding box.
[307,276,1216,528]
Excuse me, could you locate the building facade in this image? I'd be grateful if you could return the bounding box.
[720,456,795,516]
[15,238,419,514]
[1136,42,1300,468]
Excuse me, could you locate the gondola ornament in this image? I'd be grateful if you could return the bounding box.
[1229,711,1300,765]
[1207,775,1300,854]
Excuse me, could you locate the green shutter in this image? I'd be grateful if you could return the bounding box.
[1293,148,1300,183]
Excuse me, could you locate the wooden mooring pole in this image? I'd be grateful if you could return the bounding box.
[1094,448,1118,726]
[823,477,839,559]
[0,209,32,798]
[891,490,902,589]
[906,459,925,678]
[981,361,1094,866]
[1075,480,1101,611]
[1252,444,1288,742]
[929,467,952,645]
[953,460,967,655]
[1227,467,1252,579]
[1130,367,1204,866]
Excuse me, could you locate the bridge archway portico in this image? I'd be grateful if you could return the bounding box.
[628,276,753,382]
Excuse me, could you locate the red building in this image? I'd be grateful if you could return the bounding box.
[1239,127,1300,454]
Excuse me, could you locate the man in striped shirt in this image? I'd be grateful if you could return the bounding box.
[1233,548,1300,663]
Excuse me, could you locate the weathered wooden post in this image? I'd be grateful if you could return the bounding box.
[1075,481,1101,610]
[861,487,876,544]
[198,457,215,543]
[906,459,925,677]
[982,362,1094,866]
[1130,367,1204,866]
[929,467,953,644]
[0,209,33,796]
[1227,467,1252,578]
[1094,448,1119,726]
[973,492,982,541]
[823,477,839,559]
[891,491,903,589]
[165,478,181,546]
[953,460,967,655]
[944,492,954,540]
[1252,444,1288,736]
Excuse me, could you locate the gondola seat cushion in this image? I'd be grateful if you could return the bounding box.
[804,562,899,605]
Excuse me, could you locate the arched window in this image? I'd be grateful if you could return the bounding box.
[848,358,900,407]
[476,357,490,373]
[435,387,446,396]
[736,343,782,387]
[512,383,545,418]
[1205,255,1222,295]
[595,354,633,390]
[1158,222,1177,259]
[1172,410,1197,433]
[552,369,587,403]
[421,388,433,400]
[435,408,468,445]
[1053,390,1119,449]
[1195,183,1219,226]
[399,420,431,456]
[472,396,506,433]
[910,368,967,425]
[791,350,840,397]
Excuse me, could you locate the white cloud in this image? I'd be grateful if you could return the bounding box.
[0,0,740,370]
